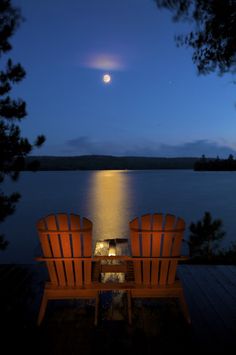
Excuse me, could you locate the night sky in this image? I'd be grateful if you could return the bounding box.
[10,0,236,157]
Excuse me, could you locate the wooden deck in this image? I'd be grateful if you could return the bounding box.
[178,265,236,353]
[0,264,235,354]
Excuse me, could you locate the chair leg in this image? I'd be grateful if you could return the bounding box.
[37,292,48,326]
[128,291,132,324]
[178,290,191,324]
[94,292,99,326]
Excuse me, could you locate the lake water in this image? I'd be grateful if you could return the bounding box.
[1,170,236,263]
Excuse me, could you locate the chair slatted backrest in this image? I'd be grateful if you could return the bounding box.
[130,213,185,286]
[37,213,93,287]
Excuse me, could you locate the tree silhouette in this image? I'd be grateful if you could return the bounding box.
[0,0,45,250]
[194,154,236,170]
[188,211,225,259]
[155,0,236,76]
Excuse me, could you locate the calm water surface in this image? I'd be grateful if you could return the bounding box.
[1,170,236,263]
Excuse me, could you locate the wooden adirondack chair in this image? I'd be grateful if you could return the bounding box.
[128,213,191,324]
[36,213,99,326]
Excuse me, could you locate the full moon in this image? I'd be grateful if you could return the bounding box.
[103,73,111,84]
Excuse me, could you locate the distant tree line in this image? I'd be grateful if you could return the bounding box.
[194,154,236,171]
[24,155,198,171]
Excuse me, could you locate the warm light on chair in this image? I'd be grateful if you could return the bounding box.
[108,246,116,256]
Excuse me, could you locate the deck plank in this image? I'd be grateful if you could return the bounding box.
[0,263,236,354]
[179,265,236,351]
[178,265,230,351]
[177,266,213,347]
[206,265,236,305]
[226,265,236,278]
[215,265,236,301]
[188,265,235,333]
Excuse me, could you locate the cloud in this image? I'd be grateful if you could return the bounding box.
[65,136,125,155]
[125,140,236,157]
[64,137,236,158]
[80,53,125,71]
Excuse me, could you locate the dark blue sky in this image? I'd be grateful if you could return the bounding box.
[10,0,236,157]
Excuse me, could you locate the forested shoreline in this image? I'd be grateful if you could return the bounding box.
[24,155,198,170]
[194,155,236,171]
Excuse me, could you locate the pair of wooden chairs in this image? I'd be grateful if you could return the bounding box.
[36,213,191,326]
